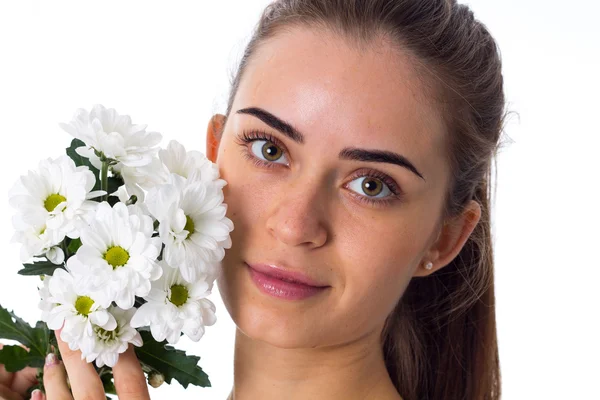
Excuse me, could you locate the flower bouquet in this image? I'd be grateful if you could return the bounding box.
[0,104,234,396]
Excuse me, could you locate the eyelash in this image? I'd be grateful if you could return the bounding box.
[235,129,404,207]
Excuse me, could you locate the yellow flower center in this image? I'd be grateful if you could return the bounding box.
[184,215,195,239]
[75,296,94,316]
[104,246,130,269]
[169,284,189,307]
[94,326,117,342]
[44,194,66,212]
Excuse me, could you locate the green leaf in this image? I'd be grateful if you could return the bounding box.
[33,321,51,353]
[134,331,211,389]
[134,296,147,309]
[0,345,43,372]
[0,305,50,371]
[107,175,124,197]
[66,138,99,172]
[18,260,64,276]
[67,238,82,255]
[66,138,101,191]
[107,196,120,207]
[100,371,117,395]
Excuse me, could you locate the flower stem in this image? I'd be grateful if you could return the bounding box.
[140,361,153,374]
[61,240,68,259]
[101,161,109,202]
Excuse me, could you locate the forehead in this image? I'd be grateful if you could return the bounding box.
[234,26,447,179]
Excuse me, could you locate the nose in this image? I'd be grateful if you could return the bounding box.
[264,175,329,249]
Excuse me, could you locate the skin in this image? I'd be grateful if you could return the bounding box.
[0,332,149,400]
[0,26,480,400]
[207,27,481,400]
[0,345,38,400]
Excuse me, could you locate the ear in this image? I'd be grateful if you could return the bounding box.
[413,199,482,277]
[206,114,226,163]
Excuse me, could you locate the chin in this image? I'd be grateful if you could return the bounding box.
[216,265,333,349]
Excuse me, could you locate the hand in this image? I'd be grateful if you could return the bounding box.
[0,344,39,400]
[40,329,150,400]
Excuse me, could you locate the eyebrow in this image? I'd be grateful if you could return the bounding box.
[236,107,425,181]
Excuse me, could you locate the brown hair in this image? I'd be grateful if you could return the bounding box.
[217,1,509,399]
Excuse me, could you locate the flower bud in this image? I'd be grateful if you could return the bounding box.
[126,195,138,205]
[148,371,165,388]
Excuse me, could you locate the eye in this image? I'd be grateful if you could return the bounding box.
[344,170,403,207]
[236,129,290,168]
[347,176,393,199]
[250,139,288,165]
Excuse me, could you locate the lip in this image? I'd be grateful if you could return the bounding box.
[245,262,330,300]
[245,262,329,287]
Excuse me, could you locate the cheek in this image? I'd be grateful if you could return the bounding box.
[215,143,271,313]
[218,140,270,214]
[217,142,264,231]
[333,222,423,333]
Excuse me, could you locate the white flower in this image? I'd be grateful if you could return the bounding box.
[59,104,162,170]
[159,140,220,183]
[130,262,217,344]
[114,156,168,202]
[80,306,143,368]
[9,155,103,252]
[45,246,65,265]
[113,185,152,220]
[38,268,117,351]
[10,206,65,263]
[67,202,162,309]
[145,174,234,282]
[114,140,222,204]
[38,275,53,323]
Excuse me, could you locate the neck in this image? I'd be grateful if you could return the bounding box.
[228,325,402,400]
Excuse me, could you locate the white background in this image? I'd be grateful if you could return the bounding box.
[0,1,598,399]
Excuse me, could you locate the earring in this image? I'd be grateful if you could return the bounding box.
[424,261,433,270]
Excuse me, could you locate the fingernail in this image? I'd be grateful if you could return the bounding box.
[31,389,43,400]
[45,352,59,367]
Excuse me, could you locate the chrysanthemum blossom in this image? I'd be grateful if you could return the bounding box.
[114,185,154,226]
[130,262,217,344]
[38,275,53,323]
[159,140,220,183]
[145,173,234,282]
[11,207,65,264]
[59,104,162,170]
[114,139,221,203]
[38,268,117,351]
[67,202,162,309]
[114,156,169,202]
[9,155,104,251]
[80,306,143,368]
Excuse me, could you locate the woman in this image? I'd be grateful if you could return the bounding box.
[0,0,505,399]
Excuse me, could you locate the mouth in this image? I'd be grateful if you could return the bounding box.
[245,262,330,300]
[245,262,329,288]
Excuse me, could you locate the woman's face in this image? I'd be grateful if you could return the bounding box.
[207,27,463,349]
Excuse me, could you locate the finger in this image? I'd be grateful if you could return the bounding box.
[10,366,38,398]
[0,344,14,387]
[0,343,34,390]
[54,330,105,400]
[0,362,14,388]
[43,353,73,400]
[0,384,22,400]
[31,389,45,400]
[112,345,150,400]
